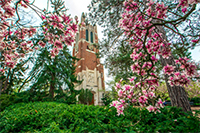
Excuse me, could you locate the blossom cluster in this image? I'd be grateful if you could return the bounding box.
[166,57,198,87]
[110,79,164,115]
[111,0,198,115]
[39,13,78,58]
[0,0,36,72]
[0,0,77,72]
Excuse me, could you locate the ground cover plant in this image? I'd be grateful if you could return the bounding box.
[0,102,199,132]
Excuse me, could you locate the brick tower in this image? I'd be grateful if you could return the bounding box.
[72,13,105,105]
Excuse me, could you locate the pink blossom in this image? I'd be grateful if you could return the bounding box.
[38,41,46,48]
[118,90,124,97]
[131,99,137,103]
[120,99,125,104]
[5,61,16,68]
[64,36,74,46]
[54,40,63,49]
[41,15,46,20]
[128,77,135,82]
[163,64,175,75]
[0,69,5,73]
[115,83,121,90]
[149,87,155,91]
[157,98,164,108]
[191,39,198,43]
[69,23,78,33]
[139,96,147,105]
[110,101,119,107]
[182,8,187,13]
[151,55,158,62]
[179,0,188,7]
[124,85,131,91]
[127,95,132,99]
[148,92,155,98]
[146,105,155,112]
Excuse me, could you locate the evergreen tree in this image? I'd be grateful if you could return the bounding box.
[17,0,81,104]
[78,88,93,105]
[27,45,81,104]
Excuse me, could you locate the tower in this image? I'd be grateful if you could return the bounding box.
[72,13,105,105]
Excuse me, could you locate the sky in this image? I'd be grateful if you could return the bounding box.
[32,0,200,90]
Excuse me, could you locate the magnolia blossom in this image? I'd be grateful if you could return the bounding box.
[54,40,63,49]
[110,101,125,116]
[110,0,198,116]
[115,83,121,90]
[163,64,175,75]
[146,105,155,112]
[118,90,124,97]
[128,77,135,82]
[38,41,46,48]
[191,39,199,43]
[0,1,78,72]
[168,72,191,87]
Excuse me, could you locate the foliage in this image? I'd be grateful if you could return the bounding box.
[186,81,200,98]
[0,0,78,97]
[0,88,81,111]
[155,82,169,101]
[105,0,200,113]
[0,58,31,94]
[78,88,93,105]
[25,44,81,99]
[190,97,200,106]
[155,81,200,101]
[0,94,16,111]
[88,0,195,82]
[1,0,81,108]
[0,102,199,132]
[101,92,113,106]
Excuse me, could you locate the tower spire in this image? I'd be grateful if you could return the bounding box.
[81,12,86,23]
[72,14,105,105]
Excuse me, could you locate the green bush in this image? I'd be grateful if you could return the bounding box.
[0,90,78,111]
[101,92,113,106]
[0,94,17,111]
[0,102,199,132]
[190,97,200,106]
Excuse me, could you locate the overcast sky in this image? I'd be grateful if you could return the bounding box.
[31,0,200,90]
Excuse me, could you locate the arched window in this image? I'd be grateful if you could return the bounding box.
[86,29,89,41]
[90,32,93,43]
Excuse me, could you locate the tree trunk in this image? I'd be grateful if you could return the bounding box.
[0,79,2,96]
[2,69,10,94]
[156,24,191,112]
[49,73,55,99]
[160,56,191,112]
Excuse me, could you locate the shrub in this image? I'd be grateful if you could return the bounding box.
[78,88,93,105]
[0,102,199,132]
[0,90,78,111]
[101,92,113,106]
[190,97,200,106]
[0,94,17,111]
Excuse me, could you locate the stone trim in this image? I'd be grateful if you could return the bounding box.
[86,49,95,53]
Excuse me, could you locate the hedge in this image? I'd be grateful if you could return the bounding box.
[0,102,199,132]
